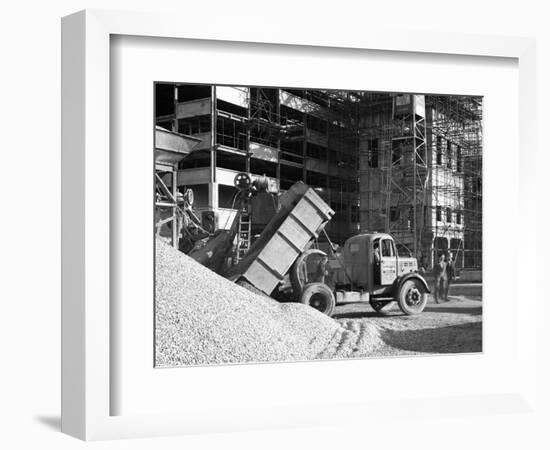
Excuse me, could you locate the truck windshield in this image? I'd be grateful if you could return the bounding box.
[396,244,412,257]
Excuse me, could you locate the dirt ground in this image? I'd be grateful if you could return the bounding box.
[332,283,482,356]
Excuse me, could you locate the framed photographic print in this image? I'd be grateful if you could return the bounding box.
[61,9,537,440]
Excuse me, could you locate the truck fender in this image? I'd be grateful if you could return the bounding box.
[393,272,431,297]
[290,249,327,298]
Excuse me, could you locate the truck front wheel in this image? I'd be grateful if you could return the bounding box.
[300,282,335,316]
[397,279,427,315]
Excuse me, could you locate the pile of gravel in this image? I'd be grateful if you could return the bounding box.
[155,238,383,367]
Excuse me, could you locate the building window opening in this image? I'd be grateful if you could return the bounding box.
[179,151,211,170]
[436,135,443,165]
[306,170,327,189]
[306,142,328,160]
[390,207,400,222]
[155,83,175,117]
[446,140,453,169]
[367,139,379,168]
[178,115,211,135]
[280,164,303,190]
[177,84,211,102]
[250,158,277,178]
[216,150,246,172]
[216,116,247,151]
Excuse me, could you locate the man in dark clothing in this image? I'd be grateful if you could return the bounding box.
[315,256,330,284]
[444,252,456,301]
[373,240,381,285]
[433,254,447,304]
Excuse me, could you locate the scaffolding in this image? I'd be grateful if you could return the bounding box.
[358,94,483,270]
[427,95,483,269]
[248,87,360,243]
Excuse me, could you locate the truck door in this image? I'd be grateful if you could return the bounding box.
[380,238,397,285]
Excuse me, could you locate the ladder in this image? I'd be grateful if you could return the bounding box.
[236,204,252,262]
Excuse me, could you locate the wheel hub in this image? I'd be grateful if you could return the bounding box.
[406,287,421,305]
[310,294,326,311]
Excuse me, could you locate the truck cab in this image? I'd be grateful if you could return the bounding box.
[342,233,418,294]
[333,232,429,315]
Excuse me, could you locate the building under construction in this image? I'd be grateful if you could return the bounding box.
[359,93,483,270]
[155,84,482,271]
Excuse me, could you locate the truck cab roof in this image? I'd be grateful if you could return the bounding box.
[346,232,394,245]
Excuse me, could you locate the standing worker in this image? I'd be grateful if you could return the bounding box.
[444,251,456,301]
[315,255,330,284]
[433,253,447,304]
[373,240,381,285]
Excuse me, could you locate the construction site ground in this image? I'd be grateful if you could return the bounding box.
[333,283,482,356]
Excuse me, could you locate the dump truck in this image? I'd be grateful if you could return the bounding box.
[223,179,430,317]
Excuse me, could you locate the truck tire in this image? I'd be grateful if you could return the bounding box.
[300,282,335,316]
[370,300,396,315]
[397,279,428,315]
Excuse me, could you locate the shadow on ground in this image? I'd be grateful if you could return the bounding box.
[334,300,482,319]
[379,322,482,354]
[34,415,61,431]
[333,310,383,319]
[423,305,482,316]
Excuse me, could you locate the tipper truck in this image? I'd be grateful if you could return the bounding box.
[222,179,430,316]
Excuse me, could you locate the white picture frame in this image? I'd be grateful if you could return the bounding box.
[61,9,537,441]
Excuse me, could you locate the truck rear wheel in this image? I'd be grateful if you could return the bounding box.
[300,282,335,316]
[397,279,427,315]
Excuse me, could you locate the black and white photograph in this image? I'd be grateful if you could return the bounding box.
[154,83,483,367]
